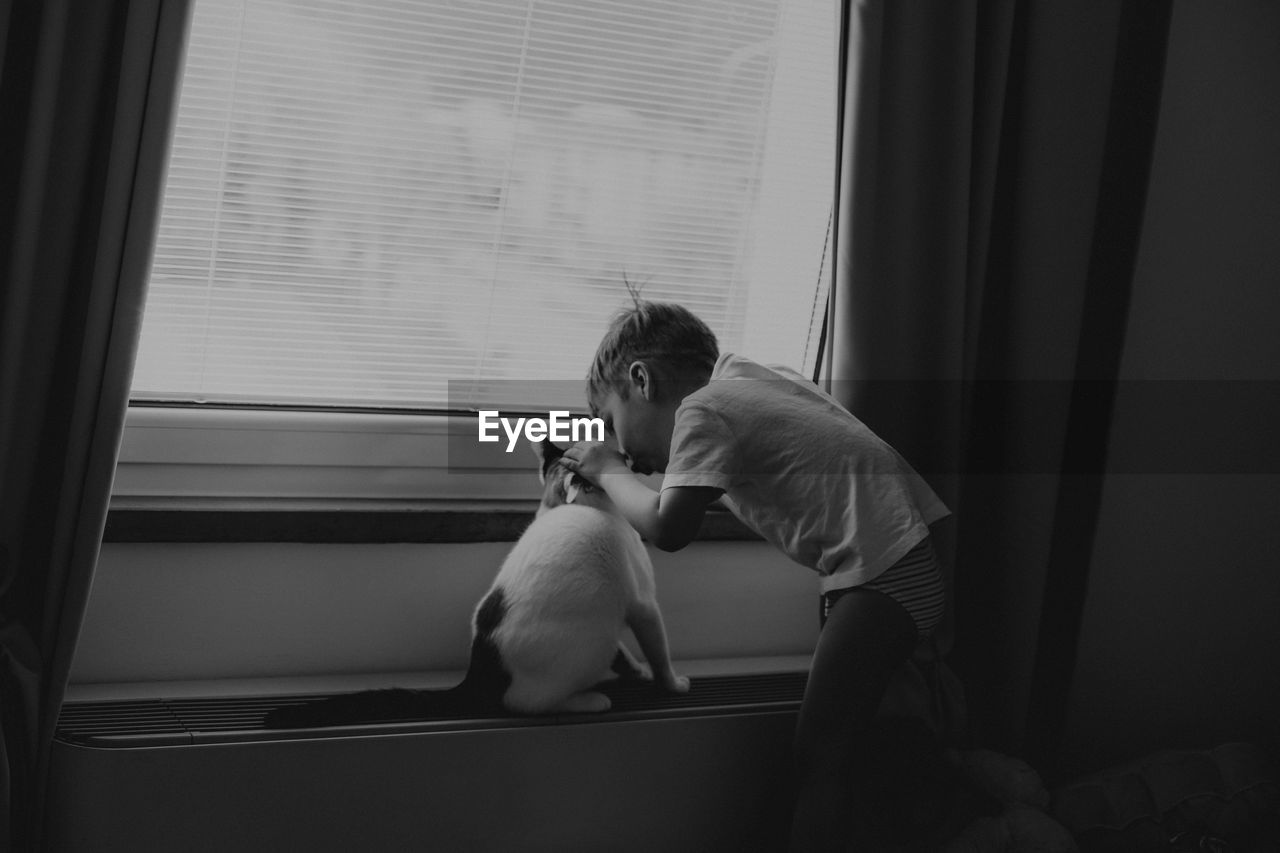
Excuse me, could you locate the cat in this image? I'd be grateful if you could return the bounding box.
[265,439,688,728]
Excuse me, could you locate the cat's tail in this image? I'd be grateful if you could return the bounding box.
[264,686,472,729]
[267,589,512,729]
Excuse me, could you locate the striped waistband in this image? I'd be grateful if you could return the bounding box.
[822,537,946,633]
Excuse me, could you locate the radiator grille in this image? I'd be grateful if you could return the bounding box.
[56,671,807,747]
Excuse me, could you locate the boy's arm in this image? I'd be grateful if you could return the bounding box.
[563,444,721,551]
[599,474,722,552]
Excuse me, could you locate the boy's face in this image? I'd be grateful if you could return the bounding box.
[592,382,677,475]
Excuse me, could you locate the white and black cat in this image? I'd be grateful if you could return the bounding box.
[265,439,688,728]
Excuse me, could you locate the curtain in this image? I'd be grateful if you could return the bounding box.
[0,1,189,848]
[830,0,1173,774]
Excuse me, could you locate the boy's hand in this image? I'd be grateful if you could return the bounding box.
[563,443,721,552]
[562,442,630,484]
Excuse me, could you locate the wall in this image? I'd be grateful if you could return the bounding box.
[1061,0,1280,777]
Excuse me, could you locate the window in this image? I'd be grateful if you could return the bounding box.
[118,0,835,502]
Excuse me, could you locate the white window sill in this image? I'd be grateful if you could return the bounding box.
[114,404,551,504]
[110,405,757,543]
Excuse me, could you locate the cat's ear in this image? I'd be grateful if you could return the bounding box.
[534,439,565,484]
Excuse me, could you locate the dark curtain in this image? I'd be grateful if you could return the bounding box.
[829,0,1173,775]
[0,1,188,848]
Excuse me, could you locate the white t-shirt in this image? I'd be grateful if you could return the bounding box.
[661,353,950,594]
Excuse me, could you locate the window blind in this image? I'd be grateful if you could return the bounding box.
[132,0,835,411]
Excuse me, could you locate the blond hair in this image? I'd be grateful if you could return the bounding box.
[585,300,719,411]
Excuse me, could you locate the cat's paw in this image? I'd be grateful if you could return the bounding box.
[610,649,650,682]
[661,674,691,694]
[560,691,612,713]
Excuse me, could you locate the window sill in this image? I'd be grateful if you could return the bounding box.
[103,500,761,544]
[108,407,763,543]
[64,655,812,703]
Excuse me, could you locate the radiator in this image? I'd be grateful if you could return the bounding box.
[48,672,805,853]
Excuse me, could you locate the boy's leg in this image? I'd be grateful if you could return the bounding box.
[787,587,917,853]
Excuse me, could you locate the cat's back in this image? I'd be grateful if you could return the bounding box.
[504,503,642,569]
[493,504,646,608]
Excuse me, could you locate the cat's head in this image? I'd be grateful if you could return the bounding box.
[533,440,614,515]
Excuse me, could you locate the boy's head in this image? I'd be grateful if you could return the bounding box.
[585,300,719,475]
[586,300,719,407]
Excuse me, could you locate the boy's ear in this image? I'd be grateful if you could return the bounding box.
[628,361,653,400]
[534,439,565,484]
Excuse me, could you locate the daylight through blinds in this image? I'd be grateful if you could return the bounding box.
[132,0,835,409]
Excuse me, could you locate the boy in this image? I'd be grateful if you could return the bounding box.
[562,300,949,852]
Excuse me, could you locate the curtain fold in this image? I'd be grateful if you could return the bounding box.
[830,0,1173,770]
[0,1,189,848]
